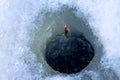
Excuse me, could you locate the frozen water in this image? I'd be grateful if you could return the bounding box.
[0,0,120,80]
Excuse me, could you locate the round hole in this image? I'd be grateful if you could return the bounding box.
[45,32,94,74]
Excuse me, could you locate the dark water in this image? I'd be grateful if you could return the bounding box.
[45,32,94,74]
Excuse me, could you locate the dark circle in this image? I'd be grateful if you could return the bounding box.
[45,33,94,74]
